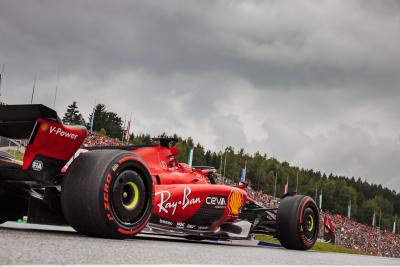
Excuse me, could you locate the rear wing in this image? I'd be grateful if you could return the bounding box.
[0,104,59,139]
[0,104,87,183]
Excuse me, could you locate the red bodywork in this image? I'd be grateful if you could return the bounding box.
[20,116,248,232]
[23,119,87,170]
[132,145,248,232]
[0,104,319,248]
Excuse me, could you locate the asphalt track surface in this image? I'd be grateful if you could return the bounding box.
[1,222,400,265]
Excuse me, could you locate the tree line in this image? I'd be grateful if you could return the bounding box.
[170,136,399,231]
[62,102,124,139]
[62,101,400,231]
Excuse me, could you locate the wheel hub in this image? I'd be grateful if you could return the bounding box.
[122,181,139,210]
[111,170,147,226]
[302,207,317,242]
[306,214,314,231]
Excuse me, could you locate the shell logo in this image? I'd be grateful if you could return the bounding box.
[228,189,243,216]
[40,123,49,132]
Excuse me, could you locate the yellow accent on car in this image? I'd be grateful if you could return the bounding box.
[123,181,139,210]
[228,190,243,216]
[307,214,314,231]
[40,123,49,132]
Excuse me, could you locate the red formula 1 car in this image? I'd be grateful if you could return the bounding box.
[0,104,319,250]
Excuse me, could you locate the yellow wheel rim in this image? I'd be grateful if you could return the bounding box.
[123,181,139,210]
[307,214,314,231]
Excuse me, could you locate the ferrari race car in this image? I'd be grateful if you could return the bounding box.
[0,104,319,250]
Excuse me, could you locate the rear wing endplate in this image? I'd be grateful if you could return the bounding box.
[0,104,60,139]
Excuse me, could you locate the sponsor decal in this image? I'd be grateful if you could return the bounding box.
[151,214,210,231]
[159,218,174,226]
[31,160,43,171]
[156,187,201,215]
[49,126,79,140]
[186,224,196,229]
[40,123,49,132]
[103,174,113,221]
[176,222,185,229]
[111,163,119,172]
[206,196,227,209]
[228,189,243,216]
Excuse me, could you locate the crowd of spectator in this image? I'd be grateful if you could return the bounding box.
[82,131,123,147]
[246,188,279,207]
[242,184,400,258]
[320,211,400,258]
[244,181,400,258]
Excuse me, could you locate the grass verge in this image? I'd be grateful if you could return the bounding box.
[4,149,24,161]
[255,235,368,256]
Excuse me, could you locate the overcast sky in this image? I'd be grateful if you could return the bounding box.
[1,0,399,192]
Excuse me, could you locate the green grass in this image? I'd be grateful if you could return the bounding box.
[4,149,24,161]
[312,242,368,255]
[255,235,368,256]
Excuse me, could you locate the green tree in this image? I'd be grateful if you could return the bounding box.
[99,128,107,136]
[89,104,123,139]
[62,101,86,126]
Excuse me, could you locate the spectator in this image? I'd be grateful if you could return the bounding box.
[82,131,123,147]
[319,211,400,258]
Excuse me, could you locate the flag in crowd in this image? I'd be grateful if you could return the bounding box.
[284,176,288,194]
[372,209,376,227]
[347,199,352,218]
[125,119,131,141]
[187,148,194,167]
[394,215,397,233]
[273,172,277,199]
[89,101,96,131]
[314,186,318,202]
[121,114,127,141]
[319,189,323,210]
[89,110,95,131]
[240,161,247,182]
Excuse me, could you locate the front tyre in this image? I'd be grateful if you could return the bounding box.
[61,150,153,238]
[276,195,319,250]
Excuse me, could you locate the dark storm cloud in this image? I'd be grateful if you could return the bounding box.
[0,0,399,191]
[2,1,399,90]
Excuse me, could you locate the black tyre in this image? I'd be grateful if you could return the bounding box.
[61,150,153,238]
[276,195,319,250]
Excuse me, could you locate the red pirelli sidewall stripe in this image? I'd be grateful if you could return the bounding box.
[298,197,317,248]
[299,197,317,225]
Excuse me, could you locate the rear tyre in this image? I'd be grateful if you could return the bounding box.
[276,195,319,250]
[61,150,153,238]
